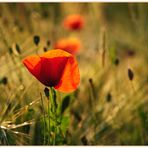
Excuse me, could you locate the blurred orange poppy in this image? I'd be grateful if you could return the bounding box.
[23,49,80,92]
[63,14,84,31]
[54,38,81,55]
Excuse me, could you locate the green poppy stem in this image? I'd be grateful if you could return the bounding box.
[44,87,59,145]
[49,87,57,145]
[44,87,50,145]
[40,93,46,145]
[47,99,51,145]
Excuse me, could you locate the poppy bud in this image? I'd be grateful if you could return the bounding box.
[43,47,48,52]
[128,68,134,81]
[1,77,8,85]
[81,136,88,145]
[15,43,21,54]
[106,92,112,102]
[33,35,40,46]
[114,58,119,66]
[47,40,51,46]
[88,78,92,84]
[8,47,13,54]
[44,87,49,98]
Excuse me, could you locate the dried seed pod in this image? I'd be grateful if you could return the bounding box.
[43,47,48,52]
[8,47,13,54]
[114,58,119,66]
[47,40,51,46]
[88,78,93,84]
[106,92,112,102]
[81,136,88,145]
[1,77,8,85]
[128,68,134,81]
[15,43,21,54]
[33,35,40,46]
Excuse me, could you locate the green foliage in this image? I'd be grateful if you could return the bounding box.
[61,95,71,114]
[61,116,70,134]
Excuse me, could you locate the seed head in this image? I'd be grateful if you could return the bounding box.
[44,87,49,98]
[128,68,134,81]
[1,77,8,85]
[33,35,40,46]
[47,40,51,46]
[15,43,21,54]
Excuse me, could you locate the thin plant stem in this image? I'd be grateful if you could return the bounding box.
[35,46,39,55]
[40,93,46,145]
[44,87,51,145]
[47,99,50,145]
[131,81,136,94]
[50,87,57,145]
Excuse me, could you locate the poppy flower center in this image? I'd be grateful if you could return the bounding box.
[39,57,68,87]
[71,21,81,30]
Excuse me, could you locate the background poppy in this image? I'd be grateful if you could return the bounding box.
[63,14,84,31]
[54,37,81,55]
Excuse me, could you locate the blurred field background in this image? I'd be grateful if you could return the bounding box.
[0,3,148,145]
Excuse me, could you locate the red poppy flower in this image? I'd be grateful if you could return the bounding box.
[23,49,80,92]
[54,37,81,55]
[63,14,84,31]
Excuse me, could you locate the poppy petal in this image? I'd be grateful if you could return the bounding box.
[54,56,80,92]
[23,55,41,80]
[41,49,71,58]
[23,49,80,92]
